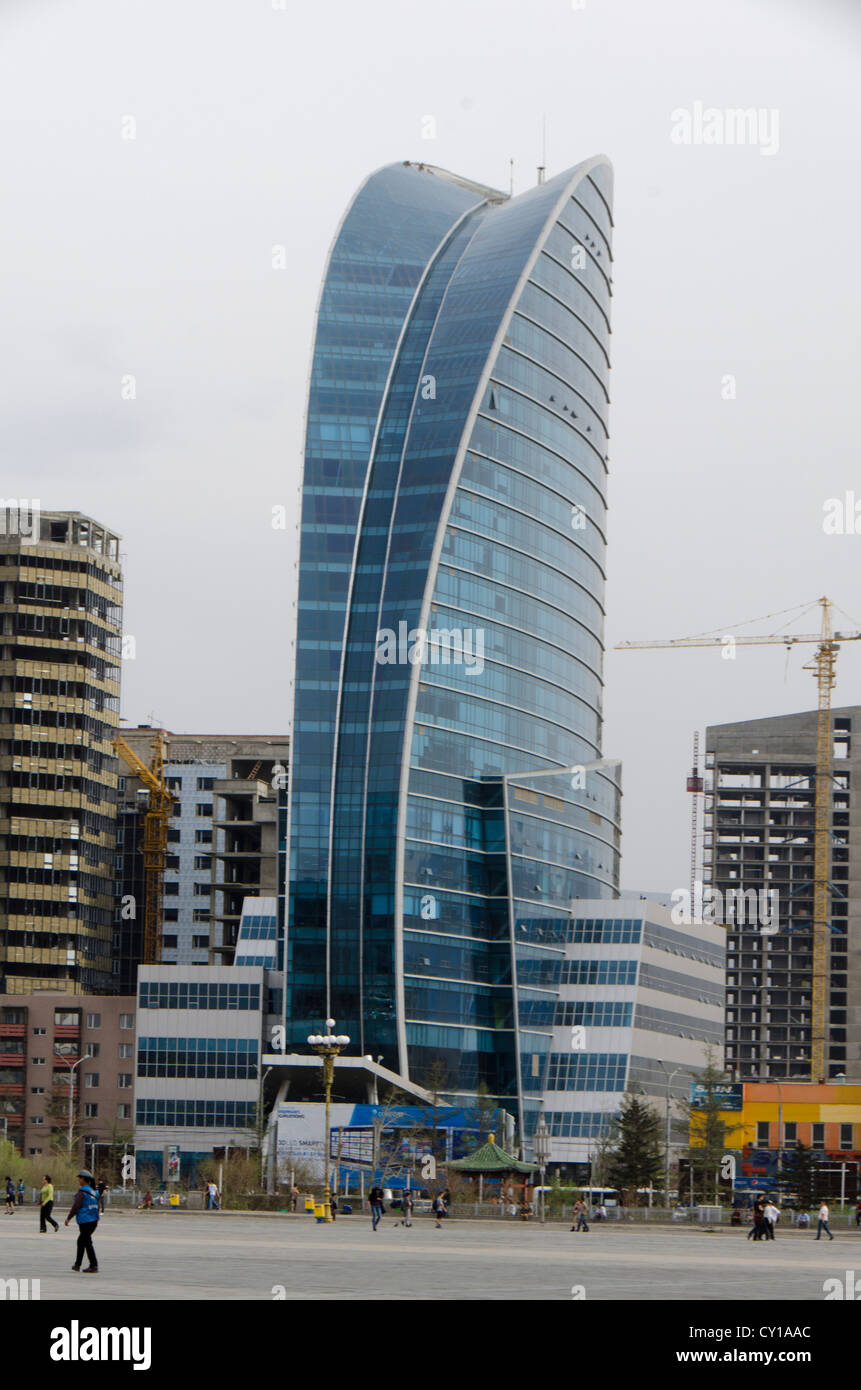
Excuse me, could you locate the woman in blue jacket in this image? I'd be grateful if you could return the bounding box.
[64,1170,100,1273]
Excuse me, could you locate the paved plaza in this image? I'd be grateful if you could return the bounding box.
[2,1211,859,1300]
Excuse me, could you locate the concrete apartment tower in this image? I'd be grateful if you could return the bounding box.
[706,708,860,1082]
[0,510,123,995]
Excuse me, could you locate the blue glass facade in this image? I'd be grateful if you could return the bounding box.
[288,160,621,1128]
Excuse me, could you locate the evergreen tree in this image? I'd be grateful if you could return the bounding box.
[678,1052,736,1201]
[786,1141,817,1208]
[606,1092,663,1201]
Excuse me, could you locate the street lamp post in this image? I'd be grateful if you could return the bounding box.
[258,1065,273,1192]
[657,1062,681,1210]
[533,1113,551,1224]
[307,1020,350,1224]
[56,1052,85,1164]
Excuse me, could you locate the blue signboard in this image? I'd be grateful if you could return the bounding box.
[690,1082,743,1110]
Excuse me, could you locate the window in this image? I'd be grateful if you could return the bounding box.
[812,1123,825,1150]
[195,830,212,845]
[119,1014,134,1030]
[117,1103,131,1120]
[192,935,208,949]
[135,1099,257,1127]
[194,883,210,897]
[756,1121,770,1146]
[54,1011,78,1026]
[117,1074,133,1088]
[33,1116,44,1126]
[194,856,211,870]
[164,909,179,922]
[783,1122,797,1144]
[166,855,180,871]
[86,1013,101,1029]
[162,935,178,950]
[165,883,178,896]
[84,1103,98,1117]
[28,1149,42,1156]
[840,1123,853,1151]
[84,1073,99,1088]
[32,1027,46,1036]
[195,803,213,817]
[118,1043,133,1059]
[32,1057,46,1065]
[85,1043,100,1058]
[137,982,260,1010]
[192,910,209,923]
[196,777,214,791]
[30,1087,45,1095]
[136,1038,259,1080]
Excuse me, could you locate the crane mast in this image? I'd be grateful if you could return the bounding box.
[617,597,860,1083]
[114,731,175,966]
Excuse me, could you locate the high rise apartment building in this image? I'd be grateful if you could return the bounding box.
[0,511,122,995]
[706,709,860,1082]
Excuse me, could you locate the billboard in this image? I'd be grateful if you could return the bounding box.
[690,1082,743,1111]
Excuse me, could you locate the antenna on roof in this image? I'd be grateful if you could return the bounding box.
[537,113,547,184]
[508,158,514,196]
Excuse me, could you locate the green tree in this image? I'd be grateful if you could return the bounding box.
[678,1052,736,1202]
[787,1141,817,1209]
[462,1081,498,1153]
[606,1092,663,1202]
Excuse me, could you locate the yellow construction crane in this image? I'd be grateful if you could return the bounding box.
[617,596,861,1083]
[114,731,175,965]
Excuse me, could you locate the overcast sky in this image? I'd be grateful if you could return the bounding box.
[3,0,860,895]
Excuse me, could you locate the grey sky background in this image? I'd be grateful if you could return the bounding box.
[2,0,859,895]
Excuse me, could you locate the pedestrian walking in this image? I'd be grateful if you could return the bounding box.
[17,1179,26,1207]
[855,1199,861,1229]
[290,1185,300,1213]
[39,1174,59,1233]
[97,1179,107,1214]
[571,1198,589,1232]
[815,1200,834,1241]
[762,1199,779,1240]
[206,1180,220,1210]
[4,1177,15,1214]
[747,1199,765,1240]
[64,1170,100,1273]
[369,1184,384,1230]
[432,1193,446,1228]
[440,1187,451,1217]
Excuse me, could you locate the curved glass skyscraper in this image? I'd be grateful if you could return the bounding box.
[288,158,621,1129]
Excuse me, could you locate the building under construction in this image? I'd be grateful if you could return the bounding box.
[0,511,123,995]
[115,730,288,990]
[706,708,860,1083]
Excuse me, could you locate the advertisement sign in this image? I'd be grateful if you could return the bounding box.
[690,1082,743,1111]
